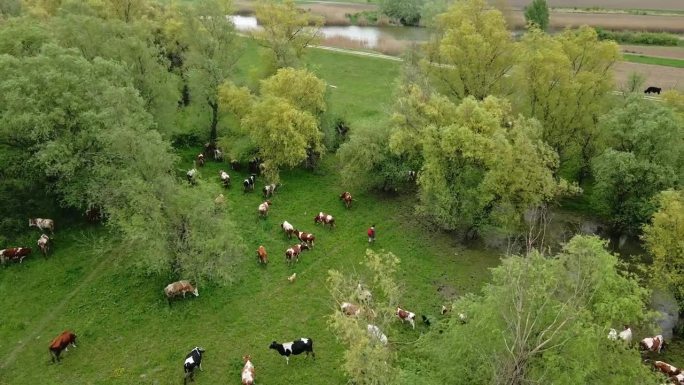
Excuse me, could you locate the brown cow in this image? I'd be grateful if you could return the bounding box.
[285,243,309,265]
[164,280,199,304]
[29,218,54,234]
[242,355,255,385]
[640,335,665,354]
[296,231,315,248]
[654,361,680,377]
[197,153,205,167]
[37,234,50,257]
[340,302,361,316]
[258,201,271,217]
[49,330,77,363]
[314,212,335,228]
[0,247,32,264]
[339,192,352,209]
[396,307,416,329]
[257,246,268,264]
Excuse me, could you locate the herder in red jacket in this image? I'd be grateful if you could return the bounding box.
[367,225,376,244]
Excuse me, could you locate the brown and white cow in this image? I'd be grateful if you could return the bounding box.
[37,234,50,257]
[29,218,54,234]
[314,212,335,228]
[654,361,681,377]
[0,247,32,264]
[281,221,296,239]
[339,192,352,209]
[219,170,231,188]
[341,302,361,317]
[49,330,77,363]
[285,243,309,265]
[241,355,255,385]
[258,201,271,217]
[197,153,205,167]
[641,335,666,354]
[296,231,315,248]
[164,280,199,304]
[257,246,268,264]
[396,307,416,329]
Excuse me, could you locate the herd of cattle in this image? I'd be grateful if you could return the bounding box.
[3,147,680,384]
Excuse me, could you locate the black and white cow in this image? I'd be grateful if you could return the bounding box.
[184,347,206,384]
[269,338,315,365]
[243,174,256,192]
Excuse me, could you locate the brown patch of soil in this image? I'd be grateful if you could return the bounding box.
[498,0,684,11]
[621,45,684,60]
[613,61,684,90]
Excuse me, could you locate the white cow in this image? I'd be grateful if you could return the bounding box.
[367,324,388,345]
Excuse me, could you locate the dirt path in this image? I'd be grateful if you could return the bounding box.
[620,45,684,60]
[0,256,113,370]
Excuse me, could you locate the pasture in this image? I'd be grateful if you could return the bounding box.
[0,156,500,385]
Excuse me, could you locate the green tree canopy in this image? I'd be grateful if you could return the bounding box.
[523,0,549,31]
[380,0,423,26]
[412,235,655,385]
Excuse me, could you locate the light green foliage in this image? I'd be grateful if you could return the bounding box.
[396,96,571,234]
[591,96,683,234]
[260,67,327,116]
[327,250,400,385]
[253,0,322,72]
[0,16,52,56]
[218,81,255,120]
[422,0,516,100]
[0,0,21,17]
[523,0,549,31]
[379,0,423,26]
[413,235,655,385]
[643,190,684,308]
[514,26,619,179]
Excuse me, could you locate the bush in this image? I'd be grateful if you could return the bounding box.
[595,28,679,46]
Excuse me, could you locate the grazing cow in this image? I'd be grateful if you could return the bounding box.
[258,201,271,217]
[421,314,432,327]
[248,158,261,175]
[0,247,32,264]
[241,355,255,385]
[164,280,199,304]
[396,307,416,329]
[203,142,216,157]
[366,324,388,345]
[357,283,372,304]
[619,325,633,344]
[285,243,309,265]
[288,272,297,283]
[263,183,278,198]
[269,338,315,365]
[281,221,295,239]
[458,313,468,324]
[641,335,666,354]
[213,148,223,161]
[37,234,50,257]
[196,153,205,167]
[243,174,256,192]
[314,212,335,228]
[654,361,681,377]
[184,347,206,384]
[408,170,417,181]
[187,168,197,185]
[296,231,315,248]
[230,160,241,171]
[29,218,54,234]
[339,191,353,209]
[219,170,231,188]
[49,330,77,363]
[257,246,268,264]
[441,305,449,315]
[85,206,102,223]
[341,302,361,316]
[672,373,684,385]
[645,86,662,95]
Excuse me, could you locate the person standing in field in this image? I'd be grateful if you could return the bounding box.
[368,225,376,244]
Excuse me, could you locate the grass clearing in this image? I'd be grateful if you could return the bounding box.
[622,53,684,68]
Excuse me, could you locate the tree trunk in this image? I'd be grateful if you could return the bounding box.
[208,99,218,143]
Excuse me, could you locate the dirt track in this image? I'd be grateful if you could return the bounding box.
[620,45,684,59]
[498,0,684,11]
[613,61,684,90]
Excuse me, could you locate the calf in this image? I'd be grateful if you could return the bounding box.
[640,335,666,354]
[269,338,315,365]
[339,191,353,209]
[263,183,278,198]
[396,307,416,329]
[314,212,335,228]
[29,218,54,234]
[341,302,361,316]
[257,246,268,264]
[187,168,197,185]
[164,280,199,304]
[241,355,255,385]
[0,247,32,264]
[296,231,315,248]
[645,86,662,95]
[654,361,680,377]
[367,324,388,345]
[258,201,271,217]
[281,221,296,239]
[243,174,256,192]
[219,170,231,188]
[285,243,309,265]
[288,272,297,283]
[196,153,205,167]
[37,234,50,257]
[49,330,77,363]
[184,347,206,384]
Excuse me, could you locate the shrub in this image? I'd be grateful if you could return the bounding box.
[595,28,679,46]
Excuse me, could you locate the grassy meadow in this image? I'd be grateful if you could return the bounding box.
[623,53,684,68]
[0,46,501,385]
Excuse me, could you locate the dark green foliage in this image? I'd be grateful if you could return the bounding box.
[379,0,422,26]
[595,28,680,46]
[524,0,549,31]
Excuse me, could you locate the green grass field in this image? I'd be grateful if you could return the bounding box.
[0,46,500,385]
[622,53,684,68]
